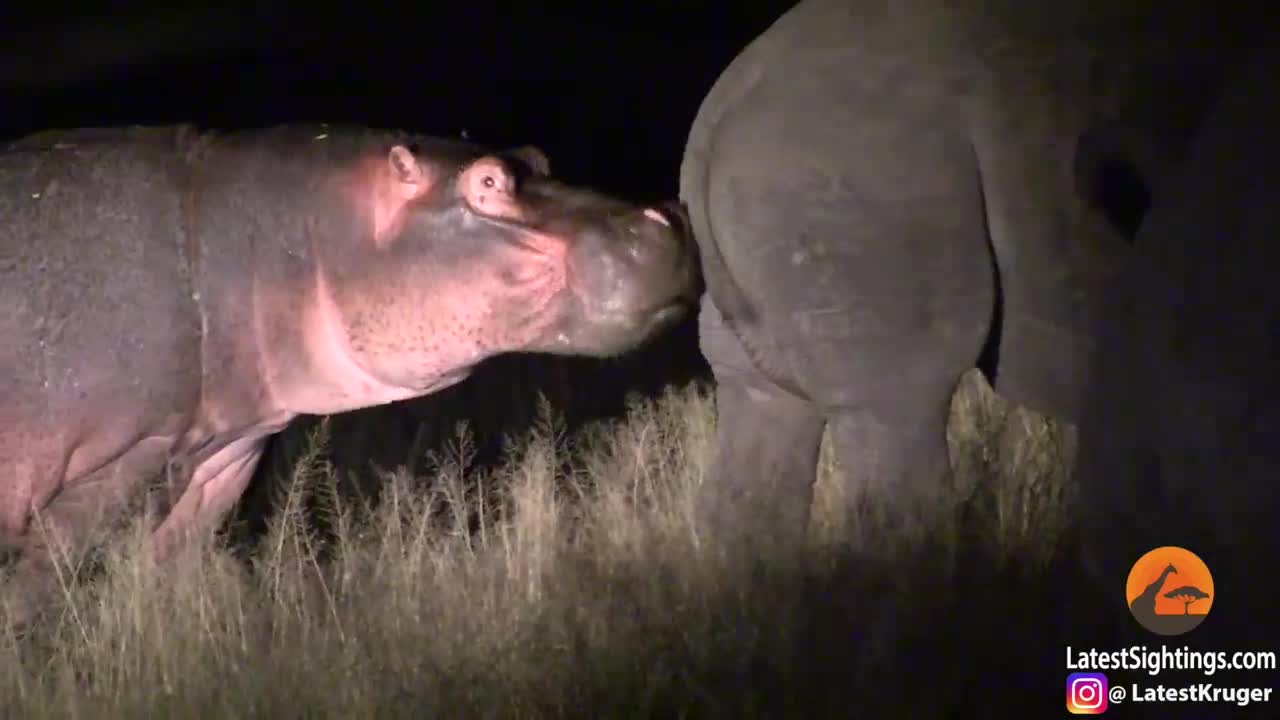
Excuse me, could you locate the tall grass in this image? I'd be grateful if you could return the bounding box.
[2,369,1080,718]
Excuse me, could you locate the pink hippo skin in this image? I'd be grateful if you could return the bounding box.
[0,124,699,624]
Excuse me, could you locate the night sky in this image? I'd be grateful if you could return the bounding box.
[1,4,796,200]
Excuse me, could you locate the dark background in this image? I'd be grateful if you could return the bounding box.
[0,3,798,517]
[1,4,794,197]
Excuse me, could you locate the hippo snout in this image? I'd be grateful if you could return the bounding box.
[556,202,701,355]
[623,204,703,307]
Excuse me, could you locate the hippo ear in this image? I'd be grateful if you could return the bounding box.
[388,145,431,198]
[371,146,432,246]
[505,145,552,177]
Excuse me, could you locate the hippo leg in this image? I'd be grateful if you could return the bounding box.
[696,299,826,555]
[143,435,267,564]
[2,437,171,626]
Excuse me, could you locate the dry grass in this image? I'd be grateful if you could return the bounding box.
[1,369,1082,718]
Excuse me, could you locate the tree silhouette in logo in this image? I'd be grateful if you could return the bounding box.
[1164,585,1211,616]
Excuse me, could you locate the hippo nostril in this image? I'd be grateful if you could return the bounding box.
[642,207,671,227]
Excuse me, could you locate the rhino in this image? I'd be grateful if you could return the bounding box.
[1073,37,1280,659]
[0,124,700,623]
[678,0,1255,547]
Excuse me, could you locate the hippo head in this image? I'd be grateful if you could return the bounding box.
[310,138,701,399]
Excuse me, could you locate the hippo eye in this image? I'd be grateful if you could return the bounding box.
[483,175,495,188]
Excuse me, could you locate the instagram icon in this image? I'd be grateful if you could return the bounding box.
[1067,672,1109,714]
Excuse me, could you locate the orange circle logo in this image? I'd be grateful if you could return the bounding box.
[1126,546,1214,636]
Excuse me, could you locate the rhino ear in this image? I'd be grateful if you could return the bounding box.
[505,145,551,177]
[388,145,431,198]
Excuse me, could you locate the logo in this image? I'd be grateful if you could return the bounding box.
[1067,672,1109,714]
[1126,546,1214,636]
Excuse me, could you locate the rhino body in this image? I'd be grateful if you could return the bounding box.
[1073,36,1280,659]
[679,0,1254,544]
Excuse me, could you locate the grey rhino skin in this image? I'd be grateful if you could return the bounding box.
[1072,38,1280,660]
[679,0,1253,546]
[1,124,699,623]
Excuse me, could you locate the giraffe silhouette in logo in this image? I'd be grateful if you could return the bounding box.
[1130,563,1177,623]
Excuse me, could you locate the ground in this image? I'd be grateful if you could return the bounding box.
[2,370,1085,718]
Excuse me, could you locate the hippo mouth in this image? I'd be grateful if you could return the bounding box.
[583,294,694,338]
[634,297,696,336]
[650,300,693,326]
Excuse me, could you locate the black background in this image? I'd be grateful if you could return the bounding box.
[1,4,796,199]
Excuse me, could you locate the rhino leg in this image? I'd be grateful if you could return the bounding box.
[826,390,955,540]
[2,437,170,626]
[143,435,267,564]
[696,299,825,556]
[969,84,1132,426]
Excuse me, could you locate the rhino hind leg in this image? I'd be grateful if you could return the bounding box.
[698,377,826,556]
[696,300,826,556]
[825,379,958,543]
[989,314,1094,419]
[990,125,1153,426]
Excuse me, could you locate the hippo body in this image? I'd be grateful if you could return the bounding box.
[679,0,1252,545]
[1073,38,1280,658]
[1,124,697,622]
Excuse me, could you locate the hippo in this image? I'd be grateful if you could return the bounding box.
[1072,37,1280,661]
[0,123,699,623]
[678,0,1254,548]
